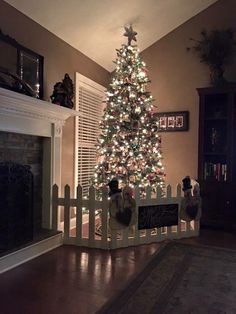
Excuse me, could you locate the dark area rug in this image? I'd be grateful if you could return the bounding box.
[97,242,236,314]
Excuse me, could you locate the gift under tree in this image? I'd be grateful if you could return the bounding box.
[93,26,165,191]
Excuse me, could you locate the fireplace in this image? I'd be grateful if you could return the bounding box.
[0,87,78,253]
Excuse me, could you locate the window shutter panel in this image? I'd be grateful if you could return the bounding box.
[75,73,105,196]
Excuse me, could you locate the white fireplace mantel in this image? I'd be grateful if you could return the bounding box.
[0,87,79,230]
[0,87,78,131]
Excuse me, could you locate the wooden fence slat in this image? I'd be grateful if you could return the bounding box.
[166,185,172,238]
[176,184,182,239]
[166,226,172,238]
[156,228,162,242]
[76,185,83,242]
[134,224,140,246]
[176,184,182,198]
[101,187,109,248]
[134,187,141,245]
[146,186,152,200]
[52,184,58,231]
[88,186,96,244]
[145,186,152,240]
[157,186,162,199]
[64,185,70,240]
[166,184,172,198]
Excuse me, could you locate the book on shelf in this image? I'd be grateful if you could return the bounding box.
[204,162,227,181]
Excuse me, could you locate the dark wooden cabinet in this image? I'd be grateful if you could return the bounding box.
[197,84,236,231]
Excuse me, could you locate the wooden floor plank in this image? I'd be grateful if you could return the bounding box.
[0,229,235,314]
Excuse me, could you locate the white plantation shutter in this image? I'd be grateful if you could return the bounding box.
[75,73,105,196]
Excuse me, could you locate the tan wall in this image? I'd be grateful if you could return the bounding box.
[0,0,110,190]
[142,0,236,187]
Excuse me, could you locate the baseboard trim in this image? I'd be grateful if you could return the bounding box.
[0,233,63,274]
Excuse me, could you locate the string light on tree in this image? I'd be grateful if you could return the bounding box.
[92,25,165,191]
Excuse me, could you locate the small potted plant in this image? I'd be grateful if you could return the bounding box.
[187,29,236,86]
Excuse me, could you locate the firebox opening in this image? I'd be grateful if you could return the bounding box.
[0,131,45,252]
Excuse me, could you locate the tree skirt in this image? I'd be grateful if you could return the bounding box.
[97,242,236,314]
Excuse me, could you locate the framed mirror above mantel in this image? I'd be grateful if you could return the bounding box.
[0,29,44,99]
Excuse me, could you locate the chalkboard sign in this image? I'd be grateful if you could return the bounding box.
[138,203,178,230]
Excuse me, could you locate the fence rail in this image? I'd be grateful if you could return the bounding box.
[52,184,199,249]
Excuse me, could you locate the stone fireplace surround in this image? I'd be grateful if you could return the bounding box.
[0,87,78,272]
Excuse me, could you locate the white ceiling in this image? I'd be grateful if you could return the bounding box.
[4,0,217,72]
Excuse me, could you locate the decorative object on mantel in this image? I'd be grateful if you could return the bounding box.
[0,29,44,98]
[50,73,74,109]
[156,111,189,132]
[0,66,37,98]
[187,29,236,86]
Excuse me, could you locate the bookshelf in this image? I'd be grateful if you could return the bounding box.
[197,84,236,231]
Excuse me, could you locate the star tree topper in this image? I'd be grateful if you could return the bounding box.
[123,25,137,45]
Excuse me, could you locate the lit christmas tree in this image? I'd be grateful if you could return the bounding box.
[93,26,165,191]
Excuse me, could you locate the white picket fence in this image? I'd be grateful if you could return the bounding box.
[52,184,200,249]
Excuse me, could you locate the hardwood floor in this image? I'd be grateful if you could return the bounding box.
[0,229,236,314]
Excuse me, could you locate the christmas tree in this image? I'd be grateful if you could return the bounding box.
[93,26,165,191]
